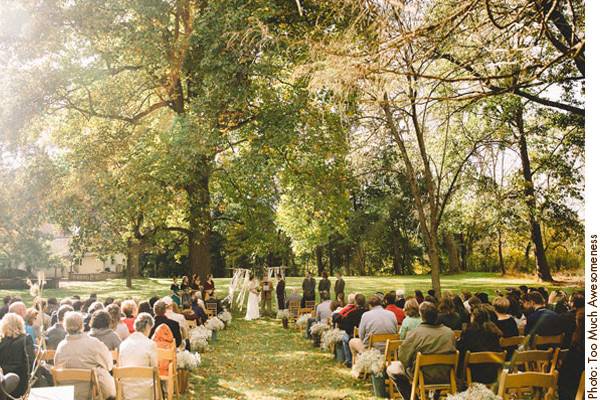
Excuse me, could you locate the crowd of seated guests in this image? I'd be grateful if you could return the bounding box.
[0,282,220,400]
[306,285,584,400]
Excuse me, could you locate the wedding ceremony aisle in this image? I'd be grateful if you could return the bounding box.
[188,316,374,399]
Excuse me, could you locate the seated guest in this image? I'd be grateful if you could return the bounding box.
[387,302,456,399]
[0,313,35,397]
[8,302,26,319]
[162,297,188,340]
[118,313,158,400]
[89,310,121,351]
[191,295,208,323]
[205,293,224,315]
[399,298,421,339]
[348,296,397,360]
[306,293,333,337]
[493,296,519,338]
[71,299,83,312]
[457,306,502,384]
[138,301,153,316]
[286,288,302,307]
[384,292,405,325]
[336,294,368,367]
[437,294,462,331]
[181,302,199,326]
[452,295,469,325]
[84,301,104,331]
[462,290,473,313]
[55,312,115,400]
[149,300,182,348]
[523,291,563,339]
[395,290,405,309]
[23,308,39,342]
[121,300,138,333]
[106,303,130,341]
[414,290,424,304]
[45,304,73,350]
[46,297,59,316]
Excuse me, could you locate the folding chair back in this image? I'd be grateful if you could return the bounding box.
[464,351,506,387]
[533,333,564,349]
[500,335,526,349]
[113,366,163,400]
[410,351,459,400]
[353,326,359,338]
[305,300,316,310]
[51,367,101,400]
[368,333,400,350]
[509,349,555,373]
[497,371,558,400]
[206,303,218,318]
[289,300,300,321]
[157,347,179,400]
[385,339,403,399]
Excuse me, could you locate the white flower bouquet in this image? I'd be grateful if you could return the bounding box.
[277,309,290,319]
[447,383,501,400]
[205,316,225,331]
[309,322,330,336]
[352,349,385,378]
[295,313,312,328]
[321,328,346,351]
[217,310,232,325]
[189,326,211,352]
[176,350,201,371]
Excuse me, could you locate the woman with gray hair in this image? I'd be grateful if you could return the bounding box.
[118,313,159,399]
[55,311,115,400]
[0,313,34,397]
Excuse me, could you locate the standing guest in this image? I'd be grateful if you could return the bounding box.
[523,291,563,338]
[106,303,130,341]
[349,296,397,359]
[399,298,421,339]
[276,274,286,312]
[0,313,35,398]
[180,276,192,305]
[55,312,115,400]
[414,290,425,304]
[387,302,456,399]
[45,305,73,350]
[260,275,274,316]
[492,296,519,338]
[149,300,182,348]
[318,272,331,302]
[203,274,215,300]
[89,310,121,351]
[457,306,503,384]
[301,272,316,307]
[118,313,158,400]
[121,300,138,333]
[384,292,405,325]
[190,274,200,291]
[334,272,345,302]
[335,294,368,367]
[437,294,462,330]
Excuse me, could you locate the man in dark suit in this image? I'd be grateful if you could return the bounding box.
[523,291,563,339]
[301,272,316,308]
[334,272,345,302]
[276,274,286,311]
[150,300,182,347]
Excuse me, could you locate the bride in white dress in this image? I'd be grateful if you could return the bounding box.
[245,274,260,320]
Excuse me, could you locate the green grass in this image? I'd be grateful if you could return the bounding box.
[0,272,583,399]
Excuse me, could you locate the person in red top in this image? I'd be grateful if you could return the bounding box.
[336,293,357,318]
[384,291,405,325]
[121,300,137,333]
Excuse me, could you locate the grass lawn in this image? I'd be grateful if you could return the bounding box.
[0,272,583,399]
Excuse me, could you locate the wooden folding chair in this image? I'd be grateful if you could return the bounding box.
[410,351,459,400]
[497,371,558,400]
[384,339,403,399]
[532,333,564,349]
[51,367,101,400]
[575,371,585,400]
[552,348,569,372]
[305,300,316,310]
[114,366,163,400]
[500,335,526,350]
[508,349,555,373]
[206,303,217,318]
[463,351,506,387]
[157,347,179,400]
[368,333,400,350]
[288,300,300,323]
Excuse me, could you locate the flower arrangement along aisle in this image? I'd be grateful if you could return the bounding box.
[352,349,387,398]
[309,322,330,346]
[176,350,202,393]
[295,313,311,329]
[217,310,232,327]
[320,328,345,351]
[189,326,211,352]
[205,316,225,342]
[446,384,501,400]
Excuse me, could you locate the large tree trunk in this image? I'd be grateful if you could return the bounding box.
[497,228,506,275]
[428,239,443,297]
[187,160,212,280]
[443,231,460,273]
[125,238,141,289]
[515,106,553,281]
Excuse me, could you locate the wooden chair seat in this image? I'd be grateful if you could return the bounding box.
[410,351,459,400]
[464,351,506,387]
[113,366,163,400]
[51,367,101,400]
[497,371,558,400]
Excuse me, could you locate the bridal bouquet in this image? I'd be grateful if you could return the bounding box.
[352,349,385,379]
[447,384,501,400]
[205,316,225,331]
[177,350,201,371]
[217,310,232,325]
[320,328,346,351]
[309,322,330,336]
[189,326,211,352]
[295,313,312,328]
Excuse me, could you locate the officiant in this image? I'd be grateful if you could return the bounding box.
[260,275,274,316]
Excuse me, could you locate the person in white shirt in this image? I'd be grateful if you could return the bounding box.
[118,313,158,400]
[162,297,188,343]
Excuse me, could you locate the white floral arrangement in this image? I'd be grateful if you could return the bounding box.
[352,349,385,378]
[217,310,232,325]
[176,350,201,371]
[205,316,225,331]
[447,383,501,400]
[295,313,312,328]
[277,309,290,319]
[321,328,346,351]
[309,322,330,336]
[189,326,211,352]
